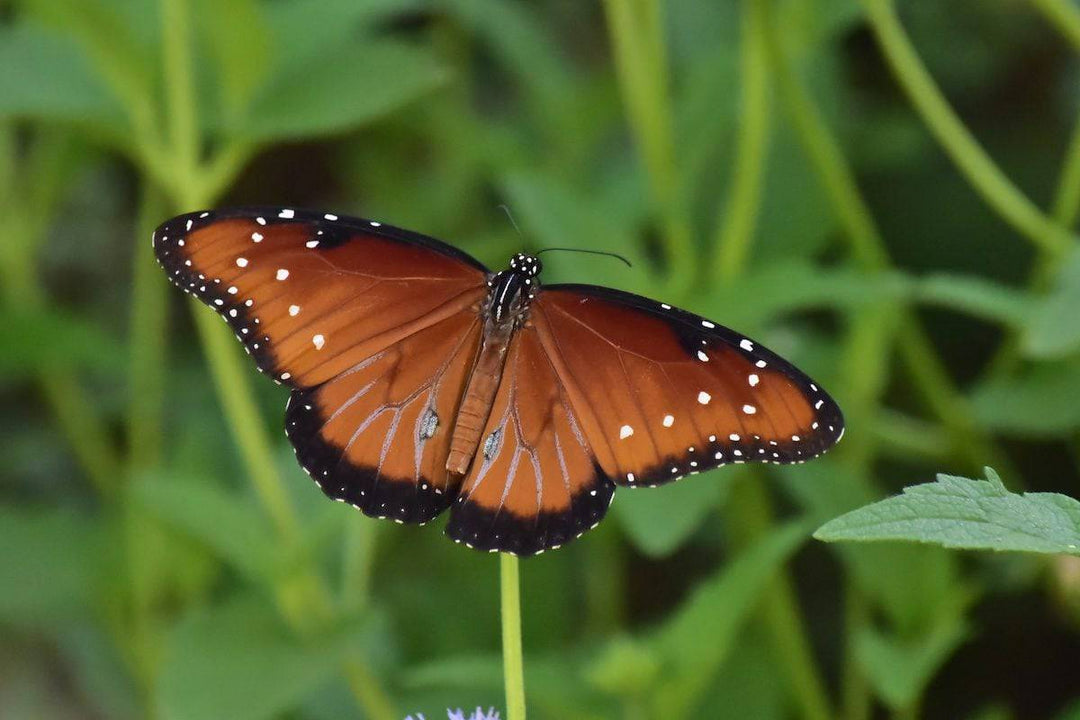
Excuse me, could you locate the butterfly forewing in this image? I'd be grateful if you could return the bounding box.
[446,326,615,555]
[532,285,844,487]
[153,207,488,388]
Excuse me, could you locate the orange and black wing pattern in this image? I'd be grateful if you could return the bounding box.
[153,207,488,388]
[445,326,615,555]
[286,310,482,523]
[154,207,489,522]
[532,285,844,489]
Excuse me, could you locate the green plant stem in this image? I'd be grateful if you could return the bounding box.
[39,373,122,497]
[189,308,302,540]
[161,0,200,188]
[727,477,833,720]
[343,659,399,720]
[861,0,1072,259]
[1030,0,1080,52]
[602,0,695,295]
[1053,111,1080,230]
[128,185,169,471]
[714,0,772,283]
[501,553,527,720]
[342,520,378,615]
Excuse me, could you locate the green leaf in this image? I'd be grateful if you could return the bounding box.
[156,593,359,720]
[914,273,1035,328]
[855,620,968,711]
[193,0,270,123]
[0,307,125,378]
[0,23,122,125]
[21,0,156,129]
[970,361,1080,436]
[1024,248,1080,359]
[131,476,276,580]
[614,472,731,557]
[702,261,908,328]
[645,521,809,716]
[0,505,103,626]
[263,0,425,71]
[235,39,449,142]
[815,468,1080,555]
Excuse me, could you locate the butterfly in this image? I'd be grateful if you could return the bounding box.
[154,207,843,556]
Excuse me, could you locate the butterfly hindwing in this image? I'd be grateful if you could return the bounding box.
[446,326,615,555]
[286,309,484,523]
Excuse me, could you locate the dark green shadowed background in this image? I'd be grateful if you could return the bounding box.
[3,0,1080,718]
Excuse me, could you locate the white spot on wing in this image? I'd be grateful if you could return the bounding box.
[236,257,248,267]
[742,404,757,415]
[748,373,760,387]
[312,334,325,350]
[279,209,295,219]
[662,414,674,427]
[289,305,301,316]
[619,424,634,440]
[697,391,711,405]
[276,268,289,281]
[740,339,754,351]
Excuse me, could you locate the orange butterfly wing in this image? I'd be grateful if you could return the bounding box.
[154,207,487,388]
[155,208,489,522]
[533,285,844,487]
[446,284,842,555]
[446,326,614,555]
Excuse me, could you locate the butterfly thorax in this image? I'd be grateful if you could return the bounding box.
[487,252,542,326]
[445,253,542,476]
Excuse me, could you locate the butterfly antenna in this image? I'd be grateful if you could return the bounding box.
[535,247,633,268]
[497,204,523,238]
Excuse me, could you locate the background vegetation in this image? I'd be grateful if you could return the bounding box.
[3,0,1080,718]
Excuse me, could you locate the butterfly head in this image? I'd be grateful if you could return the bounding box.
[509,253,542,278]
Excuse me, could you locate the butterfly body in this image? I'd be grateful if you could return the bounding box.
[154,207,843,556]
[447,253,544,476]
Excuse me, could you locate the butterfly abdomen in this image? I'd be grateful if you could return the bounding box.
[447,321,514,475]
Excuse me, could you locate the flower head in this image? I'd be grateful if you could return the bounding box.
[404,708,501,720]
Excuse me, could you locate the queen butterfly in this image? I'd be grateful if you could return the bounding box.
[154,207,843,556]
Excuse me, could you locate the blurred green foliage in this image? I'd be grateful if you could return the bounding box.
[3,0,1080,718]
